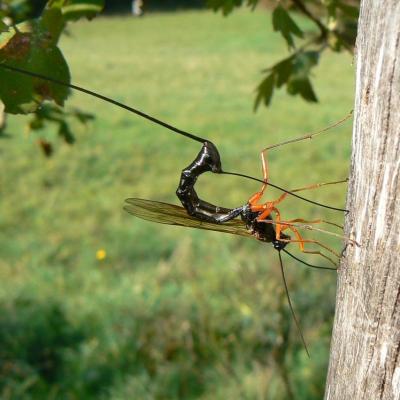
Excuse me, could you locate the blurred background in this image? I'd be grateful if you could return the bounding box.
[0,1,354,399]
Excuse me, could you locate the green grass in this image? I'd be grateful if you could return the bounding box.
[0,8,354,399]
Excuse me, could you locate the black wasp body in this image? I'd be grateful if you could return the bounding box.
[240,206,290,251]
[176,141,290,250]
[176,141,243,223]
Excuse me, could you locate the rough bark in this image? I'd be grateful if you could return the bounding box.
[324,1,400,399]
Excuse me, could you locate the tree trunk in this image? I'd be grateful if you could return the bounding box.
[324,1,400,399]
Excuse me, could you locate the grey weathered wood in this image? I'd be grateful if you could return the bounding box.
[324,1,400,399]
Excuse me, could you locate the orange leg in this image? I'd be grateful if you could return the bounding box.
[252,202,340,265]
[249,118,350,207]
[257,209,338,262]
[249,173,347,213]
[249,179,347,232]
[264,179,348,209]
[252,205,285,240]
[247,155,345,264]
[248,148,270,205]
[257,217,356,245]
[277,225,339,266]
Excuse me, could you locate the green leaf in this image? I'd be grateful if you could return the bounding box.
[273,56,293,88]
[0,3,76,114]
[272,5,303,49]
[254,73,275,110]
[46,0,105,21]
[292,51,320,77]
[286,52,319,102]
[59,121,75,144]
[0,30,70,114]
[46,0,66,8]
[61,3,104,21]
[254,50,321,108]
[287,77,318,103]
[39,7,65,44]
[0,21,9,33]
[206,0,258,16]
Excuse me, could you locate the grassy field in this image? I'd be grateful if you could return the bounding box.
[0,8,354,400]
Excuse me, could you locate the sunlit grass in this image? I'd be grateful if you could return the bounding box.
[0,8,353,399]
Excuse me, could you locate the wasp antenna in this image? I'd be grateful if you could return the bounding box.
[0,63,207,143]
[221,171,348,213]
[265,111,353,151]
[282,249,337,271]
[277,250,310,358]
[0,63,351,214]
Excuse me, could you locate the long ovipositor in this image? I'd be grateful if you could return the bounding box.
[0,62,348,212]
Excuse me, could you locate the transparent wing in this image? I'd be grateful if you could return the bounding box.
[124,198,253,238]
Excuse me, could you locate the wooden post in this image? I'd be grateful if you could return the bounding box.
[324,1,400,399]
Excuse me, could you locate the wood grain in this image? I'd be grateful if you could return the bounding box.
[324,1,400,399]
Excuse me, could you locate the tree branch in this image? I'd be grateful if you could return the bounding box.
[291,0,328,38]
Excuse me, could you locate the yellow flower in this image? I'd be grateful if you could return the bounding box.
[96,249,107,261]
[239,303,252,317]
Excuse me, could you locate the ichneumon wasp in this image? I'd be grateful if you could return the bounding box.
[124,139,356,356]
[0,62,356,356]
